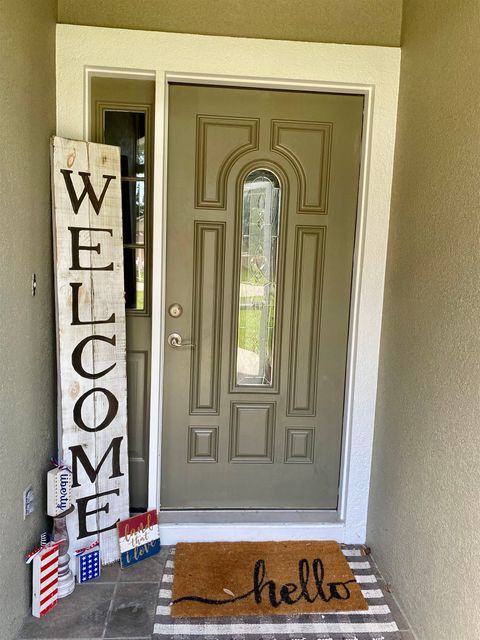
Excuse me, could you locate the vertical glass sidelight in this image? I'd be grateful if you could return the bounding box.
[236,169,281,386]
[104,110,149,312]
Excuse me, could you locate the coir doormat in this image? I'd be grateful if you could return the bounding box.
[171,540,368,618]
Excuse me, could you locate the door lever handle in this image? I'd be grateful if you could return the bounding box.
[167,332,195,349]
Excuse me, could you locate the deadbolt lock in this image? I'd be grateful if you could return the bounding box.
[168,303,183,318]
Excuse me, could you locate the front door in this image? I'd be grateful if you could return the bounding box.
[161,84,363,509]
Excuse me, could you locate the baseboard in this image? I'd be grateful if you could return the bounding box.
[158,517,347,544]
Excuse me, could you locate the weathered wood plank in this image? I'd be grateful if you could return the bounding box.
[51,136,129,566]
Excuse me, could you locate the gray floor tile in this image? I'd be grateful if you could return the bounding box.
[18,583,115,639]
[365,552,384,579]
[377,578,411,631]
[83,561,121,584]
[118,549,167,582]
[17,544,413,639]
[104,582,158,638]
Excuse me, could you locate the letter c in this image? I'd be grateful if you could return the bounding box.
[72,335,116,380]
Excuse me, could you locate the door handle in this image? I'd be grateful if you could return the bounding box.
[167,332,195,349]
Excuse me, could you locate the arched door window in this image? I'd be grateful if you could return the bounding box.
[236,169,281,386]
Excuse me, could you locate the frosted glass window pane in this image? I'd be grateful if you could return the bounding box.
[236,169,281,386]
[104,111,145,177]
[123,247,145,311]
[121,181,145,244]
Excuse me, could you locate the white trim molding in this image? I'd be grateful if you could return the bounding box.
[56,25,401,544]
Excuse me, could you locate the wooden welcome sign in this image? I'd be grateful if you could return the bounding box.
[51,136,129,566]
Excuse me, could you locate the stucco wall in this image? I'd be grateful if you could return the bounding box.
[0,0,57,636]
[57,0,403,46]
[368,1,480,638]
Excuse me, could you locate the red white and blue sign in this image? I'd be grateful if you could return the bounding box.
[117,510,161,568]
[30,542,60,617]
[77,542,101,583]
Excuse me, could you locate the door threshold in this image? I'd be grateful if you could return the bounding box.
[159,509,339,524]
[158,510,347,544]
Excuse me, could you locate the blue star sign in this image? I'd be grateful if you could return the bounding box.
[78,549,101,583]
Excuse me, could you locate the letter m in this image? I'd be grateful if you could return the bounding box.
[69,437,124,488]
[60,169,116,215]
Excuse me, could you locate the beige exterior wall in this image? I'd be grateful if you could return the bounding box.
[57,0,403,46]
[368,1,480,638]
[0,0,57,636]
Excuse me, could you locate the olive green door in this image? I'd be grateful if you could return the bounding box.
[91,78,155,511]
[162,84,363,509]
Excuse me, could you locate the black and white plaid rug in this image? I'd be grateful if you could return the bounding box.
[152,545,401,639]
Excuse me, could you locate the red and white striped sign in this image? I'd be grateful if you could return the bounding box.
[32,543,60,617]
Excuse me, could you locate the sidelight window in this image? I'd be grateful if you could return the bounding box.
[103,110,150,313]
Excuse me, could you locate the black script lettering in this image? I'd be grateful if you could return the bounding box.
[279,582,299,605]
[298,558,316,603]
[312,558,354,602]
[70,283,115,325]
[73,387,118,432]
[69,226,114,271]
[253,559,282,607]
[56,473,70,510]
[72,334,116,380]
[77,488,120,538]
[69,436,124,488]
[61,170,116,215]
[172,557,357,609]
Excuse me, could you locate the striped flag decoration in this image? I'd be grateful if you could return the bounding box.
[117,510,161,568]
[31,542,60,617]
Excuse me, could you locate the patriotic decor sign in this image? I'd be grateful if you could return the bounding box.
[117,510,161,568]
[76,541,101,583]
[51,137,130,566]
[47,466,73,517]
[30,542,60,617]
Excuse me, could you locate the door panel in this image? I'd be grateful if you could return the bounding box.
[162,84,363,509]
[229,402,275,463]
[288,226,326,415]
[190,222,225,414]
[195,116,259,208]
[126,350,149,508]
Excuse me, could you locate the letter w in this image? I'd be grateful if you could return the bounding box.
[69,436,124,488]
[60,170,116,215]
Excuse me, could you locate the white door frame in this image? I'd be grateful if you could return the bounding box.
[56,24,401,544]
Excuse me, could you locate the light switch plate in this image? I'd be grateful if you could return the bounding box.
[23,485,34,518]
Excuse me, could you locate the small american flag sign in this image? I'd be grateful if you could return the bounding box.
[31,542,60,617]
[77,547,101,583]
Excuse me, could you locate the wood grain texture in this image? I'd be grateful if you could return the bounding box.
[51,136,129,565]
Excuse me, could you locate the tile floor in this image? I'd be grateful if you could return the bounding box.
[18,547,414,640]
[369,555,415,640]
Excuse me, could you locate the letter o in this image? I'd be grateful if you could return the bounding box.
[73,387,118,432]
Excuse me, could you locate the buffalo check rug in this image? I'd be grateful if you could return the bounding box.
[153,545,401,639]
